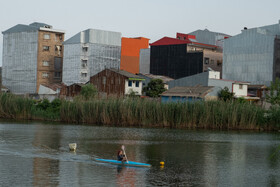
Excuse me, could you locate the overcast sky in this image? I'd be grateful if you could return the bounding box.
[1,0,280,66]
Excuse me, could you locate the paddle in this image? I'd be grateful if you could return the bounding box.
[121,145,129,163]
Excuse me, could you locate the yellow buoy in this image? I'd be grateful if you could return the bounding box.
[160,161,164,166]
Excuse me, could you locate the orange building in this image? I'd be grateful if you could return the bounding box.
[120,37,150,74]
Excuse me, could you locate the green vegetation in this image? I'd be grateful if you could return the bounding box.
[79,84,98,100]
[0,93,279,130]
[143,79,166,97]
[266,78,280,105]
[218,87,234,101]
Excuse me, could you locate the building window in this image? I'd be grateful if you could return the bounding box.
[210,59,214,64]
[136,81,139,87]
[103,76,106,84]
[44,34,50,40]
[43,46,50,51]
[239,85,243,89]
[82,46,88,52]
[54,72,61,78]
[128,80,132,87]
[81,73,87,78]
[55,34,63,41]
[42,61,49,66]
[54,57,62,71]
[81,60,87,68]
[204,58,209,64]
[217,60,222,67]
[42,72,49,78]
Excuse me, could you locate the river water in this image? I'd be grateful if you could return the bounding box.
[0,121,279,186]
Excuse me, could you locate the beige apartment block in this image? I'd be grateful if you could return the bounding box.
[37,30,64,92]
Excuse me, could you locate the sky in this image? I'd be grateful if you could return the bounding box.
[1,0,280,66]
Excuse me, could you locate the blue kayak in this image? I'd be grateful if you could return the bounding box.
[95,158,151,167]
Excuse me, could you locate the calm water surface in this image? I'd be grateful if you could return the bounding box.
[0,121,279,186]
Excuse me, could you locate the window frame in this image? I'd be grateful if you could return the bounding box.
[43,46,50,51]
[42,61,49,66]
[43,34,50,40]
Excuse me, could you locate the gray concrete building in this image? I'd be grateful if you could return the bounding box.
[223,21,280,86]
[62,29,121,85]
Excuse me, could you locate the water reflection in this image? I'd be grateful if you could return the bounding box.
[0,122,279,186]
[32,125,61,186]
[116,166,137,186]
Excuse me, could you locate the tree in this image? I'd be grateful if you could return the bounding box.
[218,87,234,101]
[266,78,280,105]
[80,84,98,100]
[143,79,166,97]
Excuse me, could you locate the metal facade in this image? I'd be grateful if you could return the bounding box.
[223,23,280,86]
[168,72,234,91]
[188,29,230,48]
[139,48,150,74]
[168,72,209,89]
[63,29,121,86]
[2,31,38,93]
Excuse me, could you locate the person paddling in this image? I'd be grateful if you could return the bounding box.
[117,145,127,162]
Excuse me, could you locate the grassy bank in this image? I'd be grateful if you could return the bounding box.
[0,93,279,130]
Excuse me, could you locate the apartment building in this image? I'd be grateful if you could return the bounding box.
[2,22,64,94]
[62,29,121,85]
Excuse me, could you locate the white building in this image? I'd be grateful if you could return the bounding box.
[63,29,121,85]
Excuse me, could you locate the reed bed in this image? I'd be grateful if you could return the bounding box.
[60,98,271,130]
[0,93,279,130]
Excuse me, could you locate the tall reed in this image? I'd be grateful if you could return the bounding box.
[60,98,270,130]
[0,93,278,130]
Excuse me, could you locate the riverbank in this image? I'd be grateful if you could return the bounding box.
[0,93,279,130]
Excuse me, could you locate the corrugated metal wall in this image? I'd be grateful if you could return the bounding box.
[168,72,209,89]
[88,43,121,77]
[223,28,276,86]
[62,29,121,86]
[2,31,38,93]
[62,44,83,85]
[139,48,150,74]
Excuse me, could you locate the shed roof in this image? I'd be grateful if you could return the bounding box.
[2,22,64,34]
[150,36,218,49]
[109,68,144,79]
[161,86,214,97]
[139,73,174,83]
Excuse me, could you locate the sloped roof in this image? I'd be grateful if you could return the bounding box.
[139,73,174,83]
[161,86,214,98]
[150,37,190,46]
[40,83,62,91]
[150,36,218,49]
[2,22,52,34]
[109,68,143,79]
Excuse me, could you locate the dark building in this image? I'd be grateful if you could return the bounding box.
[150,41,203,79]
